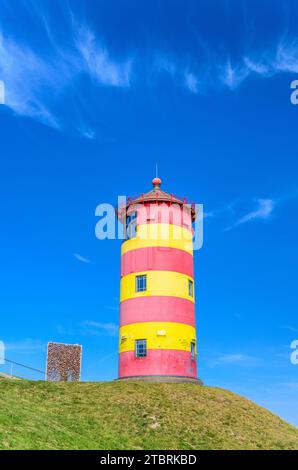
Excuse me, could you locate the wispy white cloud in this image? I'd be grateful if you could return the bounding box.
[0,32,60,127]
[0,9,133,134]
[225,198,275,231]
[243,57,271,77]
[2,2,298,131]
[217,353,247,363]
[97,352,118,363]
[212,353,262,367]
[274,39,298,74]
[75,26,132,87]
[4,338,45,354]
[204,200,240,223]
[240,38,298,83]
[282,325,298,333]
[153,56,177,78]
[178,38,298,94]
[219,59,249,90]
[203,211,215,219]
[78,127,96,140]
[83,321,118,336]
[73,253,91,264]
[184,71,200,94]
[237,198,275,224]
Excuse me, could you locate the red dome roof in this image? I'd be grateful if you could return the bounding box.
[116,177,196,222]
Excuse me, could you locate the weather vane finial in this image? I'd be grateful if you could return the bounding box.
[152,163,162,188]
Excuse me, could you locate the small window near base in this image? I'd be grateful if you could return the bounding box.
[190,341,196,360]
[188,279,194,297]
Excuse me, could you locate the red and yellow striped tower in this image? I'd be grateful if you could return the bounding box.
[117,177,200,383]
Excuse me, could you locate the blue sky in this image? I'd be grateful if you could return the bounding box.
[0,0,298,426]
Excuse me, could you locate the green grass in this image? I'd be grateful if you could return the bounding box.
[0,378,297,450]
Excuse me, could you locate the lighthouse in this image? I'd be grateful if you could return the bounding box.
[117,177,200,383]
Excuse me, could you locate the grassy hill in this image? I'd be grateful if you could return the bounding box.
[0,378,297,450]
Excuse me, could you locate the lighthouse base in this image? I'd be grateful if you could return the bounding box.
[117,375,203,385]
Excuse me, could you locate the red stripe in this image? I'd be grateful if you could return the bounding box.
[119,349,197,378]
[121,246,193,277]
[120,296,195,326]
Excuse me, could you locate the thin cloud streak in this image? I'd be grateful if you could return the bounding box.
[73,253,91,264]
[219,59,249,90]
[184,71,200,93]
[3,338,46,354]
[282,325,298,333]
[83,321,118,337]
[237,199,275,224]
[75,26,132,88]
[178,37,298,94]
[0,32,60,128]
[211,353,262,367]
[275,39,298,74]
[225,198,275,231]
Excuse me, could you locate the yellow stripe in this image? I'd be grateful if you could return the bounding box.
[121,223,193,255]
[120,270,195,303]
[119,322,196,353]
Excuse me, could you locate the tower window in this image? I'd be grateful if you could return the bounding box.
[188,279,194,297]
[190,341,196,360]
[126,211,137,239]
[135,339,147,358]
[136,274,147,292]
